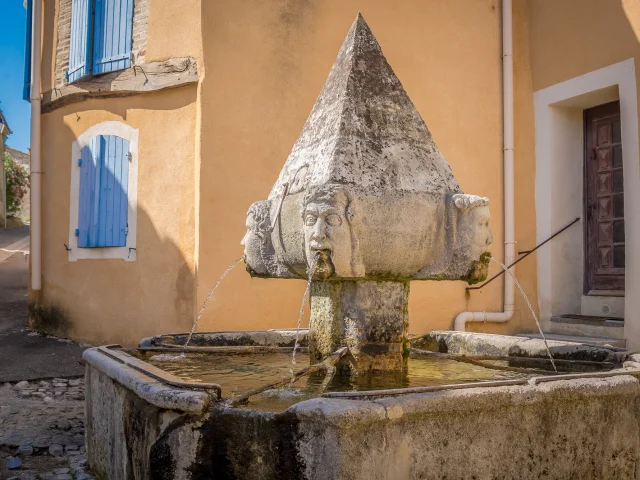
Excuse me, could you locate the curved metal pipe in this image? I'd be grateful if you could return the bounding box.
[455,0,514,331]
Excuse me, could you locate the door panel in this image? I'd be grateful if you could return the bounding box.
[584,101,625,292]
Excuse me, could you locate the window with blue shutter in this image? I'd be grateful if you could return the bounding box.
[92,0,134,74]
[77,135,129,248]
[67,0,92,83]
[66,0,134,84]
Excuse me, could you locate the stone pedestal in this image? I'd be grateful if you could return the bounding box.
[309,281,409,373]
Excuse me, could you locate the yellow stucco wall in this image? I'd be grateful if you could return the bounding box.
[34,0,202,346]
[529,0,640,92]
[38,88,198,346]
[196,0,540,336]
[144,0,202,66]
[41,0,640,345]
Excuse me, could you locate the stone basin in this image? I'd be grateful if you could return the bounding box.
[83,330,640,479]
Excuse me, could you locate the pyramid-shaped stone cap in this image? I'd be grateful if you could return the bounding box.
[269,13,461,200]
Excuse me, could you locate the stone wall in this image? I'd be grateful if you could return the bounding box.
[85,347,640,480]
[131,0,148,63]
[54,0,149,88]
[53,0,71,88]
[293,376,640,479]
[85,361,203,480]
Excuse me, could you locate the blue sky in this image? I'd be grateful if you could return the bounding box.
[0,0,30,152]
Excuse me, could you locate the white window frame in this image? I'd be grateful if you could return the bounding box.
[68,121,139,261]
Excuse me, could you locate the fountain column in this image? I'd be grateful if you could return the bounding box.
[309,281,409,373]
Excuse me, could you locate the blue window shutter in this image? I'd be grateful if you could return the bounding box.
[78,137,100,247]
[23,0,33,101]
[92,0,134,75]
[68,0,92,83]
[78,135,129,248]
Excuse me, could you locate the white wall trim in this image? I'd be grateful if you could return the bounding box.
[68,121,139,262]
[534,58,640,347]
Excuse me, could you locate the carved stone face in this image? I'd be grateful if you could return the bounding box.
[456,203,493,283]
[466,205,493,261]
[241,201,270,276]
[303,192,353,278]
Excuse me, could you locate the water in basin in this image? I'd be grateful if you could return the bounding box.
[137,351,540,412]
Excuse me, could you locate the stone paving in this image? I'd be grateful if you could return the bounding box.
[0,378,93,480]
[0,228,95,479]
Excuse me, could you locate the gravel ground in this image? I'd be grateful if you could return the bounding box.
[0,226,95,479]
[0,379,93,480]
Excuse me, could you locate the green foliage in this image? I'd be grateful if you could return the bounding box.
[3,152,29,216]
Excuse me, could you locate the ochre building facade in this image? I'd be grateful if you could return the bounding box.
[30,0,640,349]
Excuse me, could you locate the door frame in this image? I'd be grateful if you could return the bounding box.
[534,59,639,348]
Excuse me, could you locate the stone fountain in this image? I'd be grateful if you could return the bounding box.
[82,14,640,480]
[242,13,493,373]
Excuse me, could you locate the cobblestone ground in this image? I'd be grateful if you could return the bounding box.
[0,378,93,480]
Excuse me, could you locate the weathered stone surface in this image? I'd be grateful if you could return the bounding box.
[42,57,198,113]
[266,15,459,199]
[83,348,211,414]
[296,375,640,480]
[17,444,34,456]
[49,444,64,457]
[85,351,640,479]
[85,363,200,480]
[415,330,629,363]
[309,281,409,372]
[243,14,492,283]
[140,329,308,349]
[7,456,22,469]
[241,14,492,369]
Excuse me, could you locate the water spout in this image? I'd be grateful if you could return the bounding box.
[184,257,244,349]
[490,257,557,372]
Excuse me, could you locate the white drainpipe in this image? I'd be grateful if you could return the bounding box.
[454,0,515,331]
[30,0,42,291]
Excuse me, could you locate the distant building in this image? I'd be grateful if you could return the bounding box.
[5,147,31,221]
[26,0,640,350]
[0,109,11,228]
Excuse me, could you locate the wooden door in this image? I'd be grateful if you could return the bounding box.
[584,101,625,293]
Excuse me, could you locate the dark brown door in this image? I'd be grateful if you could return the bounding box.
[584,101,625,293]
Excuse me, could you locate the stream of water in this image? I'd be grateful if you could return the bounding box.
[290,256,318,382]
[490,257,557,372]
[183,257,244,348]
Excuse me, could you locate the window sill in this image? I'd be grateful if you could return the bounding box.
[43,57,198,113]
[69,245,136,262]
[586,289,625,297]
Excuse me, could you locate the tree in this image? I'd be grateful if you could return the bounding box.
[4,153,29,216]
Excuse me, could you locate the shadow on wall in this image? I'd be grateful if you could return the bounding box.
[30,89,197,346]
[29,206,196,345]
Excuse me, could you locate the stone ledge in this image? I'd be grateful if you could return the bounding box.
[415,330,630,363]
[42,57,198,113]
[83,347,210,414]
[139,329,309,348]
